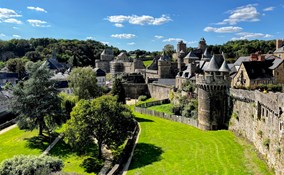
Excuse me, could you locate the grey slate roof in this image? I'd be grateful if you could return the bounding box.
[269,59,283,70]
[219,61,230,72]
[234,56,250,66]
[274,47,284,53]
[93,68,106,76]
[184,51,199,59]
[205,55,219,71]
[202,48,211,59]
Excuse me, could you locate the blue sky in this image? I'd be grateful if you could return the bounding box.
[0,0,283,51]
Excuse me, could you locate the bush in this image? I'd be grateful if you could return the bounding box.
[263,139,270,149]
[138,95,148,101]
[0,155,64,175]
[80,157,104,173]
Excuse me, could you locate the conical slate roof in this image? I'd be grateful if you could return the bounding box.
[184,51,198,59]
[219,60,230,72]
[205,55,219,72]
[203,48,211,58]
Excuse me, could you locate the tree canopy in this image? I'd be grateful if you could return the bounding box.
[111,78,126,104]
[13,61,63,136]
[64,95,135,158]
[68,66,102,100]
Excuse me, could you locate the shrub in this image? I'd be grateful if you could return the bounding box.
[257,130,263,138]
[0,155,63,175]
[80,157,104,173]
[138,95,148,101]
[263,139,270,149]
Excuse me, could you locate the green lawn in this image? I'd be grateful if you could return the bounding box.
[0,126,96,175]
[0,127,42,163]
[143,60,153,67]
[128,112,273,175]
[148,103,173,115]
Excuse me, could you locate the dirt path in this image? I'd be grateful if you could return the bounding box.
[0,124,17,135]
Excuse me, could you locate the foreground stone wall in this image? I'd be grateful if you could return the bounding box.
[122,83,149,99]
[230,89,284,175]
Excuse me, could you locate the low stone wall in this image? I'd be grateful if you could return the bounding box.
[122,83,150,99]
[0,118,16,130]
[134,99,198,128]
[230,88,284,175]
[147,83,172,100]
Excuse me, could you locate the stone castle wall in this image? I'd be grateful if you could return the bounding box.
[230,89,284,175]
[148,83,172,100]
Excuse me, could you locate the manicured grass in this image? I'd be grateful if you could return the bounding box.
[148,103,173,115]
[136,98,156,106]
[128,112,273,175]
[0,127,42,163]
[143,60,153,67]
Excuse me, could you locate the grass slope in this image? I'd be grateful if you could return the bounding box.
[0,127,41,163]
[128,112,273,175]
[148,103,173,115]
[143,60,153,67]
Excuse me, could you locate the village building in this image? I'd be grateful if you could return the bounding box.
[93,68,106,86]
[274,39,284,59]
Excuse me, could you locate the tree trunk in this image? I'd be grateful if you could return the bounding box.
[98,140,103,159]
[39,123,44,136]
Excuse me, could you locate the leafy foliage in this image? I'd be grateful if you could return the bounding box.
[80,157,104,173]
[0,155,63,175]
[68,67,102,100]
[64,95,135,158]
[6,57,29,79]
[13,61,63,136]
[111,78,126,104]
[138,95,148,102]
[58,92,79,119]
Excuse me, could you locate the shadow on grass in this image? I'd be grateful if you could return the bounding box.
[135,117,154,123]
[25,135,54,151]
[128,143,164,170]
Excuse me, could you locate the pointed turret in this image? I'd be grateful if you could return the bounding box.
[219,60,230,72]
[205,55,219,72]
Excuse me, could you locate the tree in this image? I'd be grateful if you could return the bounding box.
[68,67,102,100]
[163,44,175,57]
[64,95,135,158]
[6,57,29,79]
[0,155,63,175]
[111,78,126,104]
[13,61,62,136]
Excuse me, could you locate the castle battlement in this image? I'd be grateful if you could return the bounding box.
[196,74,230,87]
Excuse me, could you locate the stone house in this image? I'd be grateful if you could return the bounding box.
[274,39,284,59]
[0,72,18,87]
[93,68,106,86]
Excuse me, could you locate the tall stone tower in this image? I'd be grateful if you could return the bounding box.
[276,39,284,50]
[196,55,231,130]
[177,41,186,72]
[198,37,207,53]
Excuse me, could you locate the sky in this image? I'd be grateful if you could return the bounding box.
[0,0,284,51]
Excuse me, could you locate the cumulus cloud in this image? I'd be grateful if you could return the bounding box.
[154,35,164,39]
[12,34,21,38]
[0,33,6,37]
[127,42,135,45]
[27,19,50,27]
[187,41,198,45]
[263,7,275,11]
[106,14,171,26]
[3,18,22,24]
[218,4,260,25]
[232,32,273,40]
[27,6,47,13]
[162,38,185,43]
[204,26,243,33]
[111,34,136,39]
[114,23,124,27]
[86,36,95,40]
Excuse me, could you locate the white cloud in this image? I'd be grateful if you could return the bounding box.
[0,8,21,20]
[12,34,21,38]
[114,23,124,27]
[106,14,171,26]
[232,32,273,40]
[218,4,260,25]
[13,27,19,29]
[27,6,47,13]
[0,33,6,37]
[204,26,243,33]
[162,38,185,43]
[86,36,95,40]
[3,18,22,24]
[27,19,50,27]
[127,42,135,45]
[154,35,164,39]
[111,34,136,39]
[101,41,110,45]
[263,7,275,11]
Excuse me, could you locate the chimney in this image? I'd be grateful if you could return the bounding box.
[276,39,284,50]
[250,53,258,61]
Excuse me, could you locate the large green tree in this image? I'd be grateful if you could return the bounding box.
[68,67,102,100]
[64,95,135,158]
[111,78,126,104]
[6,57,29,80]
[13,61,62,136]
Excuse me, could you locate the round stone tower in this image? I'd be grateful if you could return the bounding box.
[196,55,231,130]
